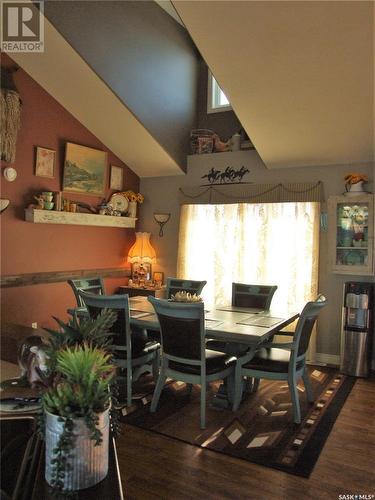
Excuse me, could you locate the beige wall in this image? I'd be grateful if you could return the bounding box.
[139,152,374,358]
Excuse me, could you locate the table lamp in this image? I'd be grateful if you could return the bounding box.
[127,232,156,282]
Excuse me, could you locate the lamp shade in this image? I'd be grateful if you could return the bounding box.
[127,232,156,264]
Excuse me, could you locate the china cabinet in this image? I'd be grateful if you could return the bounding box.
[328,194,374,275]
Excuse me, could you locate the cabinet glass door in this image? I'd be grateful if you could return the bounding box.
[335,202,369,268]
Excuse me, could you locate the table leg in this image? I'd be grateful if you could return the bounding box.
[211,345,258,410]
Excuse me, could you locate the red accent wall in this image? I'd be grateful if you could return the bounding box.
[1,54,139,328]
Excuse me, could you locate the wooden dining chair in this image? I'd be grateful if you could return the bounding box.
[165,278,207,299]
[78,290,160,407]
[67,277,105,320]
[207,283,278,355]
[232,295,327,423]
[148,296,236,429]
[232,283,278,310]
[68,277,105,306]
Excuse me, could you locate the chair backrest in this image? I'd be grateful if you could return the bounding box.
[78,290,129,349]
[232,283,278,310]
[68,277,105,307]
[148,296,205,362]
[294,295,327,358]
[165,278,207,300]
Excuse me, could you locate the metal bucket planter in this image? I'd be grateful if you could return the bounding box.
[45,408,109,491]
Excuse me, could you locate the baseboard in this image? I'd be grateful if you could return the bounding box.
[308,353,340,367]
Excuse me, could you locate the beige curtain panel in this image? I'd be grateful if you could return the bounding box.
[177,201,320,361]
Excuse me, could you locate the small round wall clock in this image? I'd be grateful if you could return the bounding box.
[3,167,17,182]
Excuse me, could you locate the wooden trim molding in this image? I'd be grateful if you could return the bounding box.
[1,267,131,288]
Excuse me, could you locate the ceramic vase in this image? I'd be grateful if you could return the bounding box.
[45,408,109,491]
[128,201,137,218]
[349,181,365,193]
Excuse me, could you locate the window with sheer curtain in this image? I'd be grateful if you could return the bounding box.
[177,202,320,358]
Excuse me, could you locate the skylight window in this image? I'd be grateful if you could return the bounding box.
[207,71,232,113]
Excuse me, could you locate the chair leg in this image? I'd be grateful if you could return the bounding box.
[150,364,167,413]
[127,367,132,407]
[252,378,260,393]
[302,369,314,403]
[288,376,301,424]
[152,351,160,382]
[200,383,206,429]
[232,365,244,411]
[226,370,235,405]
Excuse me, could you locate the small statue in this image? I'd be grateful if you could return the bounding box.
[18,335,49,388]
[34,195,44,209]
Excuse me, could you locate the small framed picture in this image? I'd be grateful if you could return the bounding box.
[35,147,55,178]
[110,165,123,190]
[153,272,164,285]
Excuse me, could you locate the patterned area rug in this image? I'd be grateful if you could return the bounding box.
[120,367,355,477]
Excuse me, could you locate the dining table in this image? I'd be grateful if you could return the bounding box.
[129,296,299,408]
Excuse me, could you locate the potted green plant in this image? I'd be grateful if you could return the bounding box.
[33,310,119,493]
[42,343,115,491]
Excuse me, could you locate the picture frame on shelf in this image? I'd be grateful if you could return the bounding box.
[153,272,164,285]
[35,146,55,178]
[132,262,152,281]
[110,165,123,190]
[63,142,107,196]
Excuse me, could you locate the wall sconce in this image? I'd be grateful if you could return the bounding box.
[153,212,171,237]
[0,199,10,213]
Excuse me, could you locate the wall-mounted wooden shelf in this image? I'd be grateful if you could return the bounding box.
[25,208,136,228]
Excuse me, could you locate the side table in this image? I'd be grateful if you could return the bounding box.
[117,286,166,298]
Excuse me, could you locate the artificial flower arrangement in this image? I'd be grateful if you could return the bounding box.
[344,173,368,189]
[122,190,144,203]
[170,291,203,303]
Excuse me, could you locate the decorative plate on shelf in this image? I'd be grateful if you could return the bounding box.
[345,251,363,266]
[108,193,129,214]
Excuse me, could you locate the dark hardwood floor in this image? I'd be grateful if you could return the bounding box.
[117,377,375,499]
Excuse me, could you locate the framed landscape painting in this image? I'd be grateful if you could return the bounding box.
[63,143,107,196]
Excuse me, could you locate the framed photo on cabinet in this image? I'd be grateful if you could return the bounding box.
[153,272,164,285]
[35,147,55,178]
[110,165,123,190]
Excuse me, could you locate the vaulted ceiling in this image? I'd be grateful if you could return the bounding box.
[173,0,374,170]
[8,1,374,177]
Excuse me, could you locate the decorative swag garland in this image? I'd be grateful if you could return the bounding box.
[179,181,324,205]
[1,67,22,164]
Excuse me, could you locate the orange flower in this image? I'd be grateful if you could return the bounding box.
[344,173,368,185]
[122,191,144,203]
